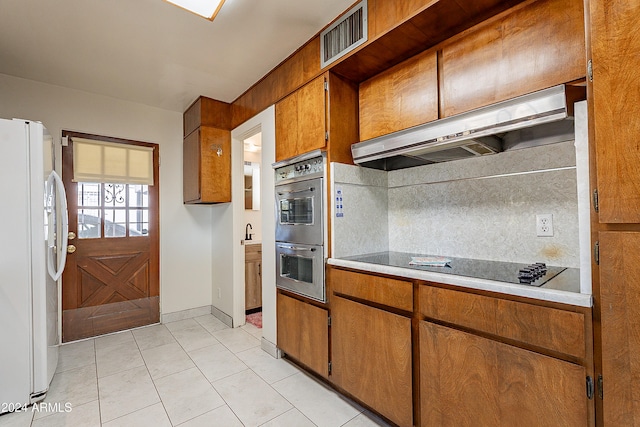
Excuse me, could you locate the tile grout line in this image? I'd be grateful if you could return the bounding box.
[129,327,172,427]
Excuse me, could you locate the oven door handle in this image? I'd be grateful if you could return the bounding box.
[278,245,317,252]
[277,187,314,195]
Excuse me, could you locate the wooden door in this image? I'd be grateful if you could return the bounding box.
[276,292,328,378]
[183,126,231,204]
[589,0,640,223]
[332,296,413,427]
[61,132,160,342]
[275,75,326,161]
[420,321,588,427]
[440,0,586,117]
[598,232,640,425]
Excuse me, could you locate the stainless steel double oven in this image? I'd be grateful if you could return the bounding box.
[273,150,326,302]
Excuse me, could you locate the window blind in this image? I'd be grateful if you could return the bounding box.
[72,137,154,185]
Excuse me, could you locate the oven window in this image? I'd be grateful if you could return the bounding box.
[280,253,313,284]
[279,197,314,225]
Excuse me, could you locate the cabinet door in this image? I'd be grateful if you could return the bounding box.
[332,296,413,427]
[296,75,327,155]
[183,126,231,204]
[598,232,640,425]
[200,127,231,203]
[276,292,328,378]
[359,49,438,140]
[441,0,585,117]
[245,260,261,311]
[420,321,588,427]
[275,90,299,161]
[275,76,326,161]
[183,130,201,203]
[590,1,640,222]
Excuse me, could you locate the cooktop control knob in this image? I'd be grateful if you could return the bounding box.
[518,262,548,285]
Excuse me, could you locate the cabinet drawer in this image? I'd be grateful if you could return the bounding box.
[419,285,586,359]
[245,244,262,261]
[328,268,413,312]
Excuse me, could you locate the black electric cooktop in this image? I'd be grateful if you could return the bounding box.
[341,251,567,287]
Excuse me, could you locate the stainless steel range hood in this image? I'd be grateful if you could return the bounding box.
[351,85,585,170]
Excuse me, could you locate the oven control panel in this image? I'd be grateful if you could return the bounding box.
[275,156,324,184]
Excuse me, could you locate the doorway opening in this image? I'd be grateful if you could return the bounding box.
[243,132,262,329]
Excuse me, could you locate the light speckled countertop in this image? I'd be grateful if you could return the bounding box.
[328,252,592,308]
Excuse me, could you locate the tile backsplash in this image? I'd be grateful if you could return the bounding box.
[331,141,580,268]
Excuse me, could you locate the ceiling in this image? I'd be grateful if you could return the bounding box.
[0,0,355,112]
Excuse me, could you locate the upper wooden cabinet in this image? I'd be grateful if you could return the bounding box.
[183,126,231,204]
[359,49,438,140]
[275,72,358,163]
[440,0,586,117]
[184,96,231,138]
[183,96,232,204]
[275,75,326,161]
[589,0,640,223]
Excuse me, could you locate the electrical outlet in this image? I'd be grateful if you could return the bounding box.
[217,288,222,299]
[536,214,554,237]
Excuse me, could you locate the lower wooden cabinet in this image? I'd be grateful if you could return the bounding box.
[276,292,329,378]
[331,295,413,427]
[420,321,588,427]
[245,244,262,311]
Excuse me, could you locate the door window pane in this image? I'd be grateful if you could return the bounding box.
[104,209,127,238]
[104,184,127,207]
[77,182,149,238]
[78,209,101,239]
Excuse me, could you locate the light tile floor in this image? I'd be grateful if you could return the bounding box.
[0,315,390,427]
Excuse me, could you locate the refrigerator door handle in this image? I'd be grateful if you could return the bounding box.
[46,171,69,281]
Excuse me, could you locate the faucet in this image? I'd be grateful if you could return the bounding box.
[245,223,253,241]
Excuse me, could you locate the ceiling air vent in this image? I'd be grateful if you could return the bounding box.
[320,0,368,68]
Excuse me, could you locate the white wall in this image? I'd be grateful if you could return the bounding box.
[0,73,213,315]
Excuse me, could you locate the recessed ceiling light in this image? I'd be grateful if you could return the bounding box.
[165,0,225,20]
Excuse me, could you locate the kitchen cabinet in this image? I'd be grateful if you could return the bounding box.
[275,75,325,161]
[586,1,640,425]
[183,126,231,204]
[419,283,594,427]
[331,296,413,427]
[440,0,586,117]
[420,321,588,427]
[597,232,640,425]
[245,244,261,311]
[359,49,438,141]
[419,285,588,361]
[328,268,413,427]
[276,292,329,378]
[183,96,232,204]
[589,1,640,223]
[274,72,357,164]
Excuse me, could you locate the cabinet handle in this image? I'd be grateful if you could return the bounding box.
[258,263,261,277]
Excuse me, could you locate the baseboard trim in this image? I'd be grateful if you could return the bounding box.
[261,337,282,359]
[211,306,233,327]
[161,305,212,324]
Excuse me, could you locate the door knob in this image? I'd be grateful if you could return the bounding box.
[67,244,76,254]
[68,231,76,240]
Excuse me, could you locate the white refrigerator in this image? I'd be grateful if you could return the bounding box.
[0,118,68,412]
